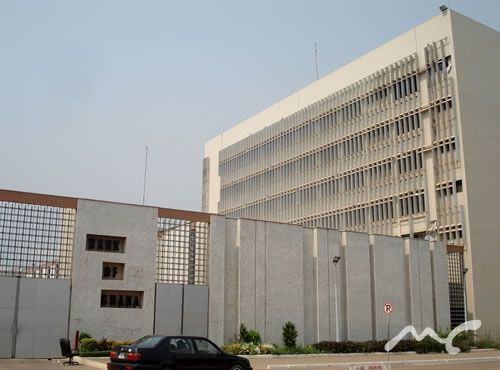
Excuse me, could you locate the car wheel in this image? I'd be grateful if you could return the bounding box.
[230,365,244,370]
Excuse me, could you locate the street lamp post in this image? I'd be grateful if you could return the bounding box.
[463,267,468,323]
[333,256,341,342]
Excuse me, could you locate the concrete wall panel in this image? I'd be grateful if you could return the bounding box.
[302,228,315,345]
[0,277,17,358]
[223,219,238,344]
[407,239,434,331]
[254,221,267,340]
[344,232,372,341]
[431,242,451,331]
[238,219,256,330]
[265,222,304,345]
[372,235,407,340]
[327,230,342,342]
[314,229,330,342]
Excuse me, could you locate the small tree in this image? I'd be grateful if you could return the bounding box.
[239,323,249,343]
[282,321,298,348]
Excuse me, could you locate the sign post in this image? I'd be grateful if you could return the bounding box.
[384,302,393,362]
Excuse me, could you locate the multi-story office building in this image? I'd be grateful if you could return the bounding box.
[203,10,500,336]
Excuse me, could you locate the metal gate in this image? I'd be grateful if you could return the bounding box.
[447,245,466,328]
[154,284,209,337]
[0,277,71,358]
[0,194,76,358]
[154,211,210,337]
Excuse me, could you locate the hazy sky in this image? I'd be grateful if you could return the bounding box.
[1,0,499,212]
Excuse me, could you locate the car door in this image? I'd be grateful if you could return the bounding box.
[166,337,198,369]
[193,338,230,370]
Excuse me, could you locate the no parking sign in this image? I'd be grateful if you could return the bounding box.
[384,302,393,315]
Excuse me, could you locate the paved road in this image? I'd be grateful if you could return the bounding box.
[2,351,500,370]
[249,350,500,370]
[0,358,97,370]
[267,362,500,370]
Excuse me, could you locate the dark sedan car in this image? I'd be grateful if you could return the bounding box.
[107,335,252,370]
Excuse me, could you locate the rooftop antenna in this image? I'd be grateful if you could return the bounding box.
[142,146,148,205]
[314,42,319,80]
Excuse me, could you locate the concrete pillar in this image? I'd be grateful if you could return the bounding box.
[208,215,226,345]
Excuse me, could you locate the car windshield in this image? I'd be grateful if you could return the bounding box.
[131,336,164,348]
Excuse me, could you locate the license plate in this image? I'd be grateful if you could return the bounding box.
[118,353,126,359]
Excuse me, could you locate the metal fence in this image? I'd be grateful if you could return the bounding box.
[156,217,209,285]
[0,191,212,285]
[0,199,76,280]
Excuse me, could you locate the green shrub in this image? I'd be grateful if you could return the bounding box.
[273,345,321,355]
[246,330,262,345]
[238,323,262,345]
[415,336,445,354]
[79,332,92,341]
[452,331,473,353]
[412,331,473,354]
[391,339,418,352]
[80,338,99,353]
[282,321,298,348]
[475,335,500,349]
[313,339,414,353]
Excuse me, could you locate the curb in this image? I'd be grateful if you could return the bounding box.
[242,352,418,359]
[267,356,500,369]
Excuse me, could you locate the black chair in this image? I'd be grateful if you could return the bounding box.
[59,338,79,366]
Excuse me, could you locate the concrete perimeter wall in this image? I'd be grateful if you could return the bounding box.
[208,216,450,345]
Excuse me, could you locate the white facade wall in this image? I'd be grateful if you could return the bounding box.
[449,12,500,338]
[204,11,452,214]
